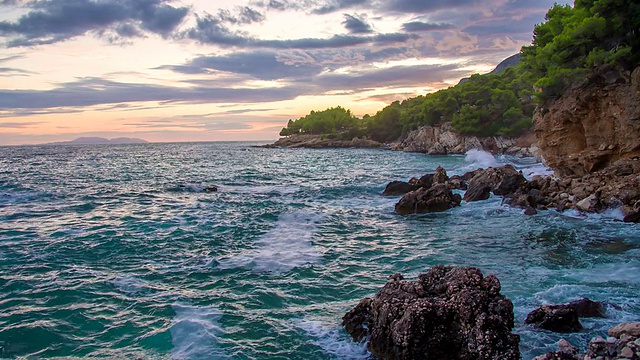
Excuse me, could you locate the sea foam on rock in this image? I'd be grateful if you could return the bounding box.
[342,265,520,360]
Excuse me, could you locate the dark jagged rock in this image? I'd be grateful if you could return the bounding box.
[395,184,461,215]
[342,265,520,360]
[525,306,582,333]
[568,298,606,318]
[525,298,605,333]
[449,175,468,190]
[463,165,527,202]
[383,181,420,196]
[433,166,449,184]
[464,182,492,202]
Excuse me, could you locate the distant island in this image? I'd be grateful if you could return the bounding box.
[44,137,148,145]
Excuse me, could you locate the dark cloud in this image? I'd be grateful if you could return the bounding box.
[0,66,35,76]
[0,77,309,110]
[217,6,265,24]
[0,121,43,127]
[0,0,189,47]
[402,21,454,32]
[160,51,325,80]
[342,14,372,34]
[312,0,368,15]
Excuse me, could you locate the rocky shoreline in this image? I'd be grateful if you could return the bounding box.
[381,159,640,222]
[342,265,640,360]
[264,123,538,157]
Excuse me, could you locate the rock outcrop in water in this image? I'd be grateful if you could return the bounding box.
[393,167,463,215]
[264,134,382,148]
[525,298,606,333]
[533,65,640,177]
[534,322,640,360]
[342,265,520,360]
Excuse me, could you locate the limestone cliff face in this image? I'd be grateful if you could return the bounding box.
[390,122,538,157]
[533,66,640,177]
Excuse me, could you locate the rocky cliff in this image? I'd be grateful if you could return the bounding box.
[533,65,640,177]
[389,122,538,157]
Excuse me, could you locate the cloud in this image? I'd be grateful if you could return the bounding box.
[0,66,35,76]
[386,0,479,13]
[0,77,310,110]
[186,14,414,49]
[160,51,324,80]
[216,6,265,24]
[0,121,43,128]
[0,0,189,47]
[312,0,368,14]
[402,21,454,32]
[313,63,468,91]
[342,14,373,34]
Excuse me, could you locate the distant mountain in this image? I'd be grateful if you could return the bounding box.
[488,54,521,75]
[44,137,148,145]
[458,54,520,85]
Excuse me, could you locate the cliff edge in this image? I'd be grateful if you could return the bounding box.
[533,65,640,177]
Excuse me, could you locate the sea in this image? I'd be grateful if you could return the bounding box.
[0,142,638,360]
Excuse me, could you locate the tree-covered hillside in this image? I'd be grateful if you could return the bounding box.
[521,0,640,100]
[279,0,639,143]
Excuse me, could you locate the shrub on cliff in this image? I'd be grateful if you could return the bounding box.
[521,0,640,100]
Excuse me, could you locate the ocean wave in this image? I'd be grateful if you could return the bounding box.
[170,303,227,360]
[217,211,324,273]
[295,319,370,360]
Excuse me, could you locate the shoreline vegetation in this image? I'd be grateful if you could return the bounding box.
[266,0,640,358]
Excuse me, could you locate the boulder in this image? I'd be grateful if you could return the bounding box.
[525,306,583,333]
[466,165,528,198]
[395,184,461,215]
[383,181,419,196]
[342,265,521,360]
[525,298,605,333]
[463,182,492,202]
[609,322,640,338]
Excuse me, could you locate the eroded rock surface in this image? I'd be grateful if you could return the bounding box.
[534,65,640,177]
[342,265,520,360]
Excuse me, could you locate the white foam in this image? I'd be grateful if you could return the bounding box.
[561,207,625,222]
[569,262,640,285]
[464,149,499,169]
[170,303,226,360]
[110,276,150,295]
[295,319,370,360]
[218,211,323,272]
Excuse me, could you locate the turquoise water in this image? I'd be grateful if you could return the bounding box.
[0,142,638,359]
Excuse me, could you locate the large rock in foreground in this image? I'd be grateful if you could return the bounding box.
[342,265,520,360]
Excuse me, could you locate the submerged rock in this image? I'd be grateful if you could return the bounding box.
[342,265,520,360]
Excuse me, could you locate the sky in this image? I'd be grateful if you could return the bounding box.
[0,0,571,145]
